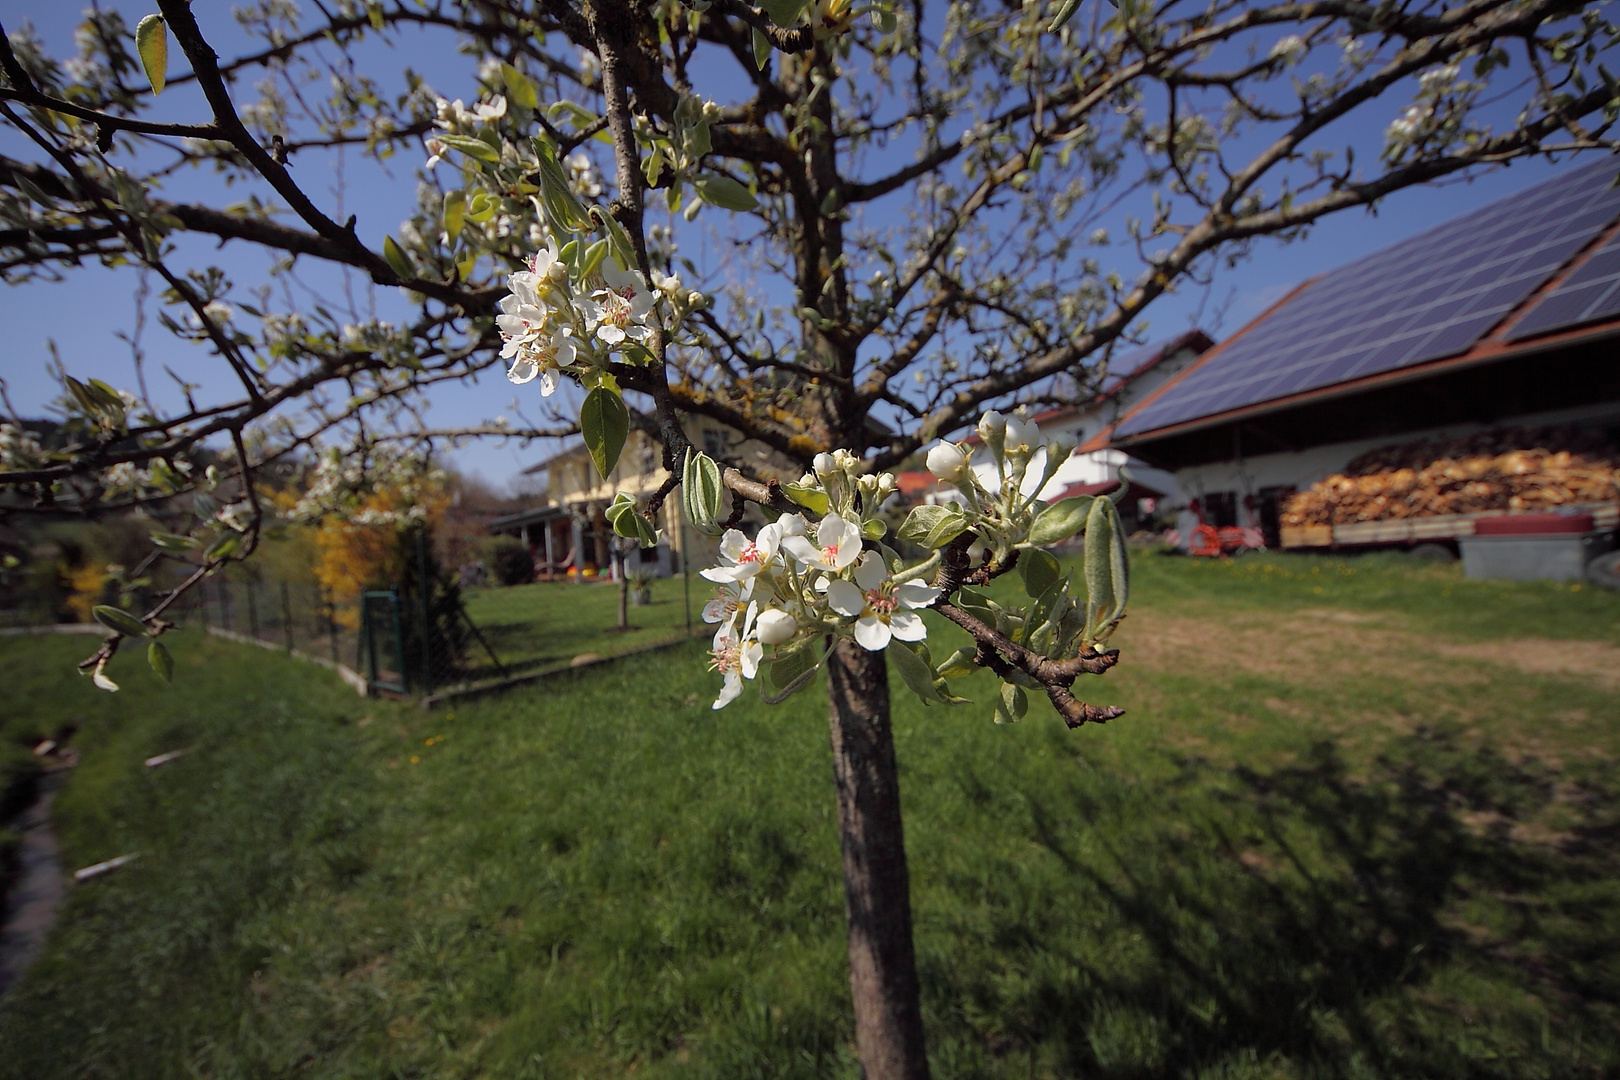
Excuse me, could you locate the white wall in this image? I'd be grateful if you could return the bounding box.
[1164,398,1620,533]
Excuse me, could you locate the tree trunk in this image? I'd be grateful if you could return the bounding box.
[825,640,931,1080]
[615,544,629,630]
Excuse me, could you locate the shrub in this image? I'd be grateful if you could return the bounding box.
[483,536,534,587]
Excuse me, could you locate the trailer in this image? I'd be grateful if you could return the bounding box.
[1280,502,1619,550]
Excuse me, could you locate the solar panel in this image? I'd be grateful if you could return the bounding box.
[1507,228,1620,340]
[1115,160,1620,439]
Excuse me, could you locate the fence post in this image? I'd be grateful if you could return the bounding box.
[324,586,339,664]
[681,518,692,635]
[281,581,294,652]
[220,576,232,631]
[247,580,260,640]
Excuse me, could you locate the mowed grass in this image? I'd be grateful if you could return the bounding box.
[460,574,701,674]
[1,551,1618,1079]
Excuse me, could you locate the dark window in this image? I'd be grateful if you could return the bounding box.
[1203,491,1239,528]
[703,429,727,458]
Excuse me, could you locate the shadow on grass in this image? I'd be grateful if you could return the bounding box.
[956,728,1620,1078]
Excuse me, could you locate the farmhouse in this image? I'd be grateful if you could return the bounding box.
[900,331,1213,529]
[489,417,800,578]
[1087,159,1620,549]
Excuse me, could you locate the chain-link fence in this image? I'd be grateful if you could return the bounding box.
[2,528,703,700]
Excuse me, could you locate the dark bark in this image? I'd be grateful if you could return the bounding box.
[825,640,931,1080]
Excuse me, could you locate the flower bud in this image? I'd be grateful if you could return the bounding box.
[813,452,836,478]
[1045,431,1077,462]
[1003,415,1041,456]
[925,441,970,482]
[755,608,798,645]
[977,410,1007,458]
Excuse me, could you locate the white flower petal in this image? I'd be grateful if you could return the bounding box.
[713,671,742,710]
[853,616,892,651]
[825,579,866,617]
[896,582,941,609]
[853,552,887,591]
[888,610,927,641]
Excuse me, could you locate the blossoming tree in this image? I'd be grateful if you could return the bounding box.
[2,0,1616,1073]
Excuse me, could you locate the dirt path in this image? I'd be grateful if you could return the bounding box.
[1117,606,1620,690]
[0,774,66,997]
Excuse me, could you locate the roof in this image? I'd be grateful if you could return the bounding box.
[959,329,1215,442]
[1103,159,1620,449]
[488,504,570,530]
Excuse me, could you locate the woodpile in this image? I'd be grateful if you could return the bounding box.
[1281,426,1620,527]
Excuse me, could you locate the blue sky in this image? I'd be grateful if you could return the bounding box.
[0,0,1588,488]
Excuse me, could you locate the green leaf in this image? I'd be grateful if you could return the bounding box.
[1019,547,1062,599]
[605,491,657,547]
[871,1,898,32]
[580,386,630,480]
[443,190,466,242]
[993,681,1028,724]
[436,133,501,164]
[935,646,978,679]
[147,640,173,683]
[1046,0,1082,32]
[693,173,759,212]
[466,190,498,222]
[782,482,829,516]
[578,238,610,281]
[365,0,385,30]
[889,641,949,706]
[205,531,240,561]
[382,236,413,280]
[862,518,887,540]
[896,504,970,549]
[752,27,773,70]
[535,143,593,232]
[768,639,820,691]
[499,61,539,110]
[758,0,809,26]
[150,532,199,552]
[682,449,726,535]
[93,605,148,638]
[1028,495,1095,546]
[136,14,167,96]
[1083,496,1129,644]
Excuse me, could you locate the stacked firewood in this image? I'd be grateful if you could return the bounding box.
[1281,426,1620,526]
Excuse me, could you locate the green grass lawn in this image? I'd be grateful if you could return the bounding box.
[2,552,1618,1079]
[459,574,702,677]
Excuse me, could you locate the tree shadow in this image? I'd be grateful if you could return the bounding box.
[940,727,1620,1078]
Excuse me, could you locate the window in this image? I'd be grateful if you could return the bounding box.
[1202,491,1238,528]
[702,428,727,458]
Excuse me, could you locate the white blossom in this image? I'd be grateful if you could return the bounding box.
[825,553,940,652]
[782,513,863,574]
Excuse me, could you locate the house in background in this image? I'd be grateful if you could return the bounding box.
[489,416,801,579]
[1087,159,1620,548]
[907,330,1215,530]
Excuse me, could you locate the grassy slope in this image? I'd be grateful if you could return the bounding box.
[458,574,701,676]
[1,554,1617,1079]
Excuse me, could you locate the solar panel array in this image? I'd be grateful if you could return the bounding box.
[1507,227,1620,340]
[1114,159,1620,439]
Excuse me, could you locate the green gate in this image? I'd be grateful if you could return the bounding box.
[360,589,407,694]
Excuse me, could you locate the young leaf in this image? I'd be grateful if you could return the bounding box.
[93,605,148,638]
[752,27,773,70]
[693,173,759,212]
[768,639,820,691]
[382,235,413,280]
[150,532,199,552]
[1082,496,1115,642]
[148,640,174,683]
[896,504,969,549]
[435,133,502,164]
[443,190,466,242]
[1028,495,1094,545]
[580,386,630,480]
[499,61,539,110]
[889,641,949,706]
[782,482,829,516]
[605,491,657,547]
[758,0,809,26]
[136,14,167,96]
[682,449,726,535]
[1019,547,1062,598]
[993,681,1028,724]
